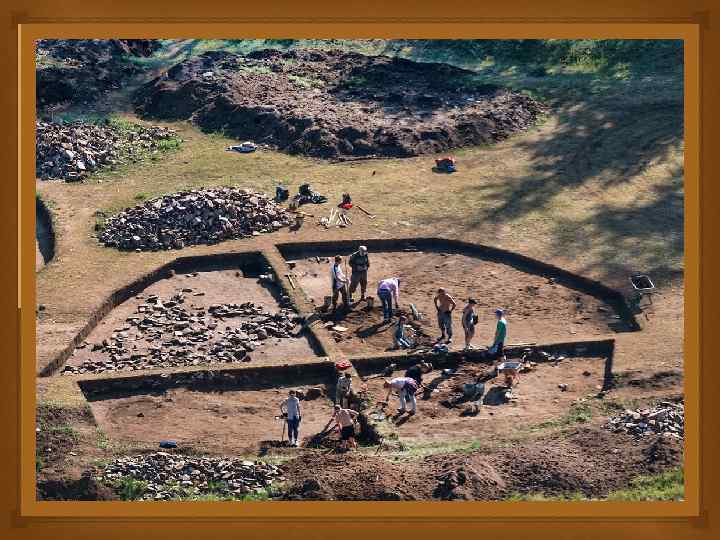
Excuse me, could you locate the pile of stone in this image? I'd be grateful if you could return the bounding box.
[61,296,302,375]
[97,452,283,500]
[604,402,684,439]
[36,120,179,181]
[98,187,291,251]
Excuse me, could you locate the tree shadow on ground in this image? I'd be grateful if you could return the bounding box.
[441,78,684,285]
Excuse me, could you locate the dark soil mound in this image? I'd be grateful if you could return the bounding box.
[133,48,547,159]
[37,474,118,501]
[278,425,683,501]
[37,39,161,110]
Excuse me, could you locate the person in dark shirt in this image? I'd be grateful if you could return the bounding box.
[348,245,370,301]
[404,361,433,386]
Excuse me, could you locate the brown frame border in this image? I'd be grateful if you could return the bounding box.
[1,1,708,536]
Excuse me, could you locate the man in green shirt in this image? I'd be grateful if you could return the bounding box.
[490,308,507,359]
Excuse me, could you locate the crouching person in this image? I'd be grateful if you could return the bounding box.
[325,405,359,451]
[394,315,413,349]
[383,376,418,415]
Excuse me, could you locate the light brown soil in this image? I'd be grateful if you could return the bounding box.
[291,250,630,355]
[361,357,607,444]
[65,269,319,372]
[88,383,336,455]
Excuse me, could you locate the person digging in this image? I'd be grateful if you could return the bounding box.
[377,277,401,323]
[462,298,479,350]
[348,245,370,302]
[329,255,350,315]
[323,404,359,451]
[279,390,302,447]
[335,372,354,409]
[381,376,419,416]
[434,288,457,345]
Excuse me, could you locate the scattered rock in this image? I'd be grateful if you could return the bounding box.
[604,402,684,438]
[96,452,282,500]
[36,119,179,181]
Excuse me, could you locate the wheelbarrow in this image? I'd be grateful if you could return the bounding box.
[629,273,655,308]
[497,361,522,387]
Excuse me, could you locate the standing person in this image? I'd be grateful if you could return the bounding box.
[330,255,349,313]
[279,390,301,447]
[382,376,418,415]
[348,245,370,302]
[462,298,479,350]
[377,277,401,323]
[489,308,508,359]
[335,372,353,408]
[324,405,359,451]
[433,288,457,344]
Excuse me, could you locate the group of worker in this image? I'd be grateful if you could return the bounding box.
[329,246,508,355]
[278,360,437,449]
[279,377,360,451]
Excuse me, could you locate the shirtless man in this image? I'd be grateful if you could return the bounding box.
[433,288,457,344]
[324,405,359,450]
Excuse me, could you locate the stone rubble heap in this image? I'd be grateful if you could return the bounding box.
[62,292,301,375]
[36,120,179,181]
[98,187,291,251]
[604,402,684,439]
[97,452,283,500]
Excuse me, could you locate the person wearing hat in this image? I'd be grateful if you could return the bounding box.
[330,255,349,313]
[335,371,353,408]
[489,308,508,359]
[348,245,370,302]
[462,298,479,350]
[279,390,302,447]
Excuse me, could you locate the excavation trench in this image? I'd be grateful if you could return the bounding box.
[36,196,55,271]
[278,238,639,357]
[40,251,325,377]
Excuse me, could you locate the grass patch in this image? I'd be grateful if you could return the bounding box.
[607,467,684,501]
[531,402,593,432]
[504,468,684,502]
[96,427,110,450]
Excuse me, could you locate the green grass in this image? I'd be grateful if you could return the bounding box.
[504,468,684,502]
[607,467,684,501]
[112,476,149,501]
[96,427,110,450]
[532,401,594,431]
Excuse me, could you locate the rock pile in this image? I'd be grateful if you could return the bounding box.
[604,402,684,439]
[62,294,302,375]
[98,187,291,251]
[97,452,282,500]
[36,120,179,181]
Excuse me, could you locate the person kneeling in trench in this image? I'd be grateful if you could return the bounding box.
[325,404,359,451]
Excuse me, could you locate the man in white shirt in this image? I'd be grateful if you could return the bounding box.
[335,372,353,408]
[330,255,349,313]
[377,277,401,322]
[382,376,418,415]
[280,390,302,447]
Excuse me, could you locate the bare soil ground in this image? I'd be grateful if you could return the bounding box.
[64,269,318,373]
[87,384,335,455]
[291,251,631,355]
[360,357,607,444]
